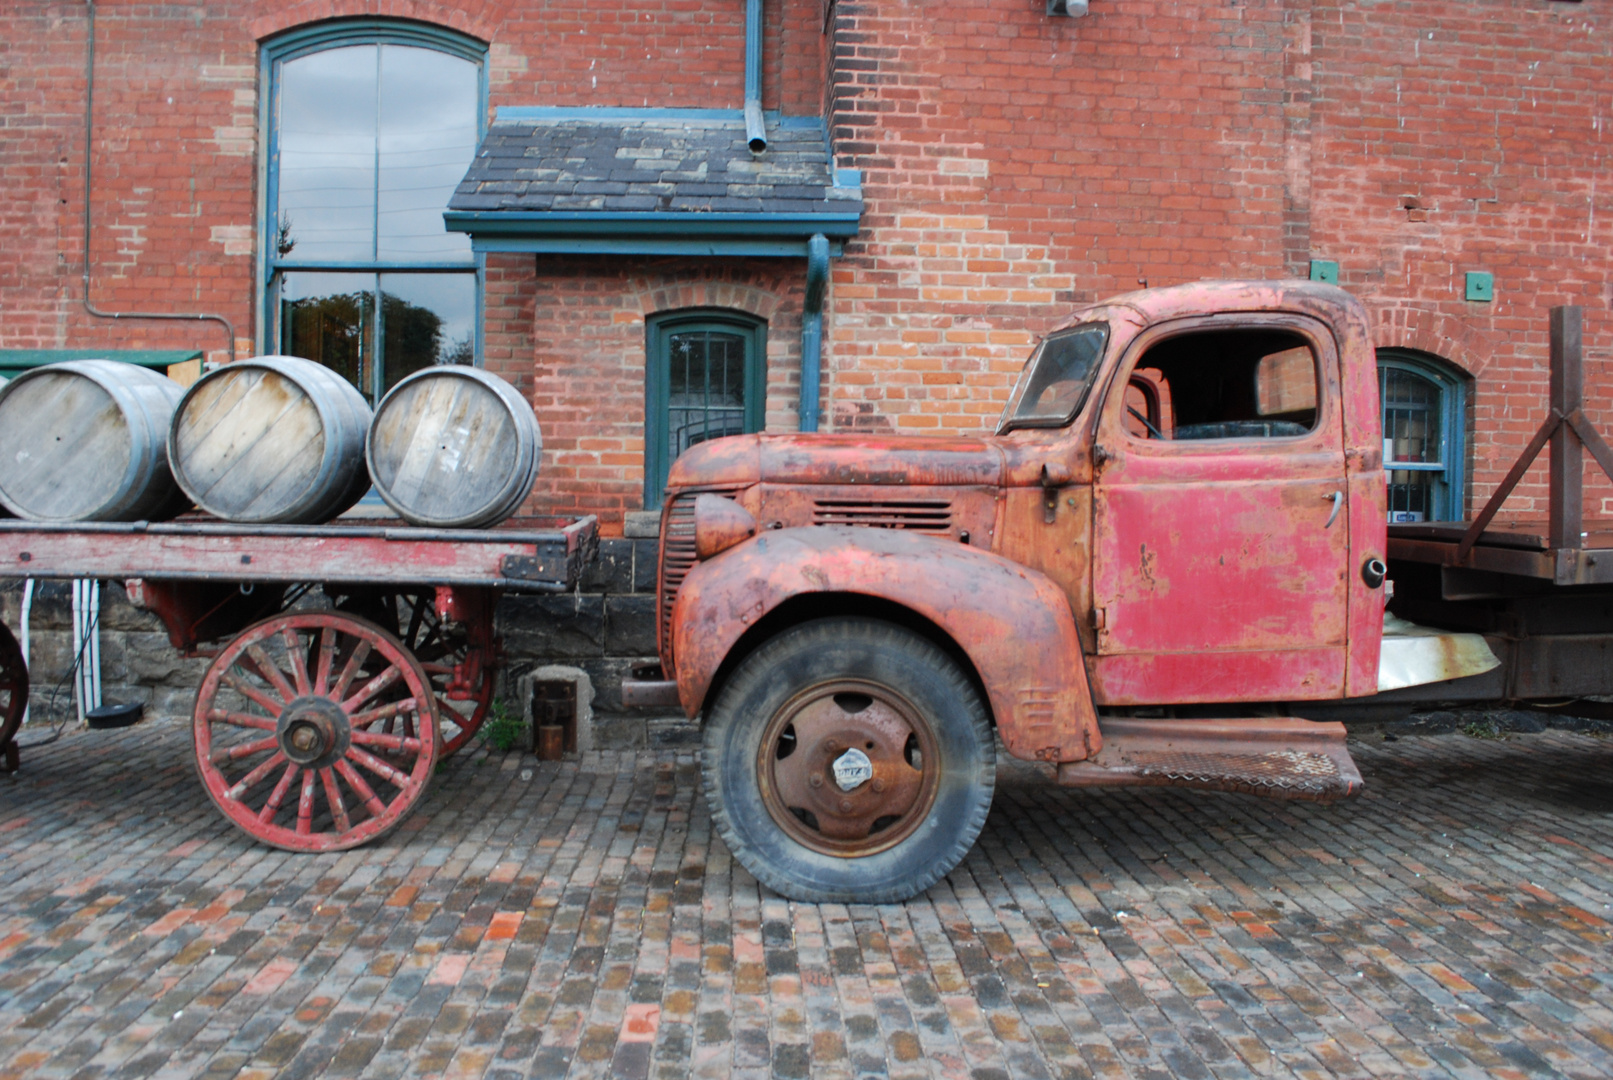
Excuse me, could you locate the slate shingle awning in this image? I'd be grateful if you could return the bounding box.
[444,110,862,256]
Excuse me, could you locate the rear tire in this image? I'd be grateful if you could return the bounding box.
[702,617,994,902]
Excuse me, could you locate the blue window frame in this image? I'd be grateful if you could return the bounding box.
[261,21,487,402]
[1378,349,1467,522]
[645,310,767,507]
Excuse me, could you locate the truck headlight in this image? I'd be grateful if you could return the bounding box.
[693,493,757,559]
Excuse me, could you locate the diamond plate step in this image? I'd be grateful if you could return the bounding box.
[1056,716,1364,802]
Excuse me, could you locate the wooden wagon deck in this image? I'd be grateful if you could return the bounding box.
[0,515,597,591]
[0,515,600,836]
[1388,520,1613,586]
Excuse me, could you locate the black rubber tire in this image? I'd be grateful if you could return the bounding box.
[702,617,995,902]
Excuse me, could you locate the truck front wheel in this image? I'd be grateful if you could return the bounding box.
[702,617,995,902]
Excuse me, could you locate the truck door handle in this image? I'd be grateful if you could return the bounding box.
[1323,490,1344,529]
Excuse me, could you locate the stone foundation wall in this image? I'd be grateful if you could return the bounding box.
[0,536,689,749]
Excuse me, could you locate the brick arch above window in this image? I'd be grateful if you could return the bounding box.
[1366,302,1496,381]
[251,3,497,45]
[633,277,793,326]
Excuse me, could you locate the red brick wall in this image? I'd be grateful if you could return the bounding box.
[0,3,256,362]
[1303,0,1612,516]
[4,0,1610,530]
[509,258,805,529]
[824,0,1298,433]
[820,0,1611,519]
[0,0,823,363]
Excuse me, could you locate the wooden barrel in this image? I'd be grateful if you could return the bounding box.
[0,360,192,522]
[170,355,372,524]
[367,366,542,528]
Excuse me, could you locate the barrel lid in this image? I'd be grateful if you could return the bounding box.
[368,366,540,528]
[0,363,138,521]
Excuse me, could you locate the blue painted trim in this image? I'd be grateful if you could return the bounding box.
[260,21,488,362]
[645,310,767,507]
[446,210,861,240]
[799,234,830,433]
[493,106,825,130]
[0,349,202,371]
[1377,351,1469,522]
[470,237,843,258]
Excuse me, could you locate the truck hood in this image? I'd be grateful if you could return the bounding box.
[667,433,1005,489]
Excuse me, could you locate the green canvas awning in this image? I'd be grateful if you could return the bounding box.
[0,349,203,378]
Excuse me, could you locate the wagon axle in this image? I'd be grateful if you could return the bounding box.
[279,697,350,768]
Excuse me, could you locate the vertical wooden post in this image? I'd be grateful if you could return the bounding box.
[1549,305,1584,550]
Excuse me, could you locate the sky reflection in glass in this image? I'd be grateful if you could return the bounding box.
[276,44,476,264]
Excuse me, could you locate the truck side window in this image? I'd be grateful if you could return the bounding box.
[1127,328,1318,441]
[999,323,1110,431]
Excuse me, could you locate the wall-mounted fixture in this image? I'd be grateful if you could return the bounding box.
[1309,259,1339,284]
[1048,0,1089,15]
[1465,271,1494,303]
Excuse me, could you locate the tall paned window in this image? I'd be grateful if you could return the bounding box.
[1378,350,1467,522]
[645,311,767,507]
[264,24,484,401]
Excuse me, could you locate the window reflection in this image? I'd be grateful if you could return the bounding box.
[280,272,474,402]
[271,36,481,398]
[668,331,748,460]
[276,46,378,262]
[380,274,476,393]
[275,44,475,263]
[281,273,374,390]
[378,47,479,260]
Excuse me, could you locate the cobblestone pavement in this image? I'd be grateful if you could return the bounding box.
[2,718,1611,1080]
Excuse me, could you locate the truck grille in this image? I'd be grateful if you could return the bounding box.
[658,488,743,664]
[812,499,954,534]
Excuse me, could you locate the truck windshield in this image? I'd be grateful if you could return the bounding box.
[998,323,1109,431]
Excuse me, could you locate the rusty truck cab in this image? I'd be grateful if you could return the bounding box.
[643,280,1388,903]
[993,280,1388,707]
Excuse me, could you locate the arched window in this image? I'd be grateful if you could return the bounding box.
[645,310,767,506]
[1378,349,1467,522]
[261,22,486,401]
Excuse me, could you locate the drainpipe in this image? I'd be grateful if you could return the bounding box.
[82,1,236,362]
[799,233,829,432]
[744,0,767,152]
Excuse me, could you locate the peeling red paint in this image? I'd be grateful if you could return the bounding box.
[661,281,1389,767]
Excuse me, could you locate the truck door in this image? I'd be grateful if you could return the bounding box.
[1089,314,1350,704]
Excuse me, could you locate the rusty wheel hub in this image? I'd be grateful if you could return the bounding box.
[277,696,351,769]
[759,679,939,858]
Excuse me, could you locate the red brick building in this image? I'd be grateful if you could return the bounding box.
[3,0,1610,533]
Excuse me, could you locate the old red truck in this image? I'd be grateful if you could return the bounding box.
[625,280,1607,902]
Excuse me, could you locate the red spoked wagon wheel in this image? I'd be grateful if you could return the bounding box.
[392,592,492,758]
[331,591,493,758]
[0,623,26,772]
[192,612,439,852]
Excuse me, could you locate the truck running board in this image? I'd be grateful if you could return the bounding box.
[1056,717,1363,803]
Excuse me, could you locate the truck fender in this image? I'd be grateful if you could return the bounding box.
[673,525,1100,762]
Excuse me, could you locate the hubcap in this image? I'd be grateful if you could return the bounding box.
[758,680,939,858]
[277,696,351,769]
[832,747,874,791]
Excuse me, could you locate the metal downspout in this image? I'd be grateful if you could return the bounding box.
[81,1,236,362]
[800,234,828,432]
[744,0,767,152]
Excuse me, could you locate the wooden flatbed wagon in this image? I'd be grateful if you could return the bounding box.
[1380,307,1613,706]
[0,516,597,850]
